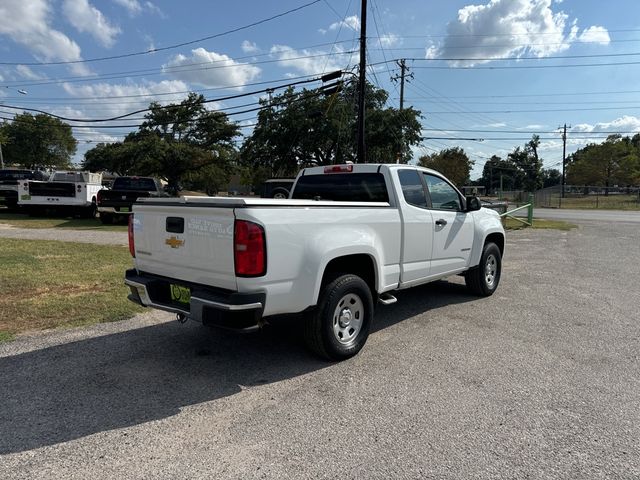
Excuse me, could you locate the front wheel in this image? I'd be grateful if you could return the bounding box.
[304,274,374,360]
[465,242,502,296]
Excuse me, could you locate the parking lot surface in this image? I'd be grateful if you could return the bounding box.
[1,220,638,479]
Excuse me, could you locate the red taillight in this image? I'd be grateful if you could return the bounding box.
[96,189,103,205]
[234,219,266,277]
[128,215,135,258]
[77,184,82,192]
[23,182,29,191]
[324,164,353,173]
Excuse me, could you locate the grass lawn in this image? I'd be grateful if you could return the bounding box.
[537,194,640,210]
[0,238,143,341]
[504,217,577,231]
[0,210,127,231]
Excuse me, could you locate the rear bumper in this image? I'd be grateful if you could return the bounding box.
[124,269,265,329]
[98,206,132,214]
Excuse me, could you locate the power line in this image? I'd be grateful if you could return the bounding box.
[0,0,323,66]
[0,51,357,89]
[419,106,640,114]
[1,73,324,102]
[0,75,335,122]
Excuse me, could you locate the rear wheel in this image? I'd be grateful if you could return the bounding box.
[304,274,374,360]
[84,199,97,219]
[465,242,502,296]
[271,188,289,199]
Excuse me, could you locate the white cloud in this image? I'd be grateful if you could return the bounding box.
[379,34,401,48]
[15,65,46,80]
[144,2,165,18]
[63,0,120,48]
[112,0,142,15]
[112,0,164,17]
[520,124,547,130]
[241,40,260,54]
[579,26,610,45]
[270,44,348,76]
[426,0,610,66]
[163,48,261,89]
[0,0,83,63]
[62,80,191,118]
[487,122,507,128]
[328,15,360,32]
[573,116,640,133]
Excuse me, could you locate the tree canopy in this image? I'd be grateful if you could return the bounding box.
[240,81,422,186]
[417,147,474,186]
[1,113,77,169]
[567,134,640,188]
[83,93,239,193]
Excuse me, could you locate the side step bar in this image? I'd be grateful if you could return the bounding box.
[378,293,397,305]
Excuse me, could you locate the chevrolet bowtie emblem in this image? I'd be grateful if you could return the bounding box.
[165,236,185,248]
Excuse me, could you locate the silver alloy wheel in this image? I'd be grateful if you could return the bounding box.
[485,253,497,287]
[332,293,364,345]
[273,192,287,199]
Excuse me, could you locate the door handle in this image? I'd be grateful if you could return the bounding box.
[435,219,447,226]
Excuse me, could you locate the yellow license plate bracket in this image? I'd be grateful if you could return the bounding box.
[170,284,190,304]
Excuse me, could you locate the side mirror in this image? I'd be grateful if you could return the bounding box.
[465,196,482,212]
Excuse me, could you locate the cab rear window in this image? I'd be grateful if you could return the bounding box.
[291,173,389,202]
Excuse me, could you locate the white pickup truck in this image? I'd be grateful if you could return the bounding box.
[125,164,505,359]
[18,171,103,218]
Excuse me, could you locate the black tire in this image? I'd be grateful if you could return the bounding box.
[271,188,289,199]
[84,199,97,219]
[465,242,502,296]
[99,212,113,224]
[304,274,374,361]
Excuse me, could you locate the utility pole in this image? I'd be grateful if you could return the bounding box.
[391,59,413,163]
[560,123,570,198]
[356,0,367,163]
[0,120,4,169]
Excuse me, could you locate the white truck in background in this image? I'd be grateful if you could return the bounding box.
[18,171,103,218]
[125,164,505,360]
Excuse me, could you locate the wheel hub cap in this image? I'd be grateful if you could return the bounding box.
[338,308,352,327]
[332,293,364,346]
[485,254,497,287]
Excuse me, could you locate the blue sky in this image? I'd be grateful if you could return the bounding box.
[1,0,639,179]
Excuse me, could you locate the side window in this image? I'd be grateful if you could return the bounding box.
[424,174,462,211]
[398,169,428,207]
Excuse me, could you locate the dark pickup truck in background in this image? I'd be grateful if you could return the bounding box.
[97,176,170,224]
[0,169,49,210]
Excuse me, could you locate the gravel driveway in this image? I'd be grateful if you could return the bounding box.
[0,220,638,479]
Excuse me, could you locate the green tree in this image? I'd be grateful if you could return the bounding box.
[541,168,562,188]
[83,94,240,192]
[567,134,640,190]
[2,113,77,169]
[417,147,474,186]
[508,135,543,192]
[479,155,518,193]
[240,82,422,185]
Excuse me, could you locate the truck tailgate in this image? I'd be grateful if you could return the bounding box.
[132,204,237,291]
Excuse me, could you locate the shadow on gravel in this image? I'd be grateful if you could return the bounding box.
[0,279,477,454]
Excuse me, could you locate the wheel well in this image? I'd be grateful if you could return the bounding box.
[485,232,504,256]
[321,254,376,295]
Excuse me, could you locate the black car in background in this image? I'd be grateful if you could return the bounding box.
[259,178,295,199]
[0,169,49,210]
